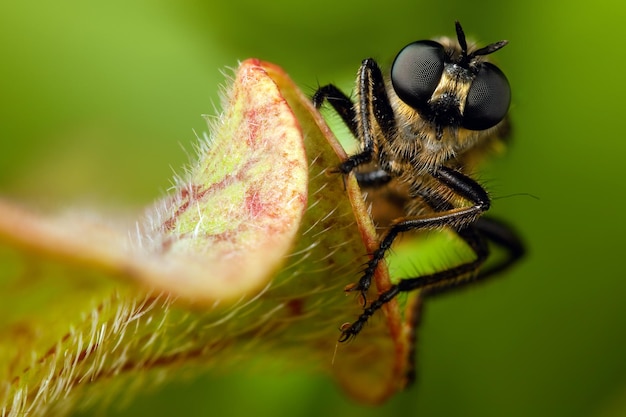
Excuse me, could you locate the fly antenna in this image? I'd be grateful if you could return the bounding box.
[455,21,470,66]
[471,39,509,57]
[456,21,509,64]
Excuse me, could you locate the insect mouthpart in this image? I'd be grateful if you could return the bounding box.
[427,92,463,132]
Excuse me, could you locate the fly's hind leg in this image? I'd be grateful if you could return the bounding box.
[340,211,525,342]
[423,216,525,297]
[376,217,524,387]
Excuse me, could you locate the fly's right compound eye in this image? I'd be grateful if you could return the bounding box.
[462,62,511,130]
[391,40,445,110]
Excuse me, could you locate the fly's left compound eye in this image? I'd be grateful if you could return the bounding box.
[462,62,511,130]
[391,40,445,110]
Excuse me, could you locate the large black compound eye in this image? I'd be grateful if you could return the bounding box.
[462,62,511,130]
[391,40,445,110]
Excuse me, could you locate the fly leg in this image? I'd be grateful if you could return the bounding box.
[313,58,396,174]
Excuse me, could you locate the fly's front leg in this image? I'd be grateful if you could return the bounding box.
[313,60,396,176]
[312,85,358,137]
[337,58,397,174]
[354,168,392,188]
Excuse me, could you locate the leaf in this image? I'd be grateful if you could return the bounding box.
[0,59,416,416]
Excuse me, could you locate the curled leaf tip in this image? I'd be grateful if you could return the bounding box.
[136,59,309,302]
[0,59,418,415]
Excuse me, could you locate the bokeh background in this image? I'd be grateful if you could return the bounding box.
[1,1,625,416]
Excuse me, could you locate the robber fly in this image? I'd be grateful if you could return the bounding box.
[313,22,525,342]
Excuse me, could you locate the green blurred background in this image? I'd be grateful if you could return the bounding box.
[2,1,625,416]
